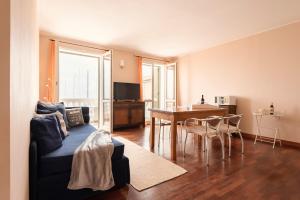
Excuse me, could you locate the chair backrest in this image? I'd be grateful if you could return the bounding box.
[184,118,200,127]
[226,114,242,128]
[205,116,223,131]
[184,116,223,134]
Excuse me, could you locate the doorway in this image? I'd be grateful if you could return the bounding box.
[58,47,112,131]
[142,62,176,123]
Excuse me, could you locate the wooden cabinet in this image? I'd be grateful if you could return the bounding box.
[113,101,145,130]
[219,105,237,114]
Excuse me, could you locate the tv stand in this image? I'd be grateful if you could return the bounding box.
[113,101,145,130]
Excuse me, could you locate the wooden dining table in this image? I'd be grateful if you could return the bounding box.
[149,107,227,161]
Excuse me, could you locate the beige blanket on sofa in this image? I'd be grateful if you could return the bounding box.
[68,130,115,191]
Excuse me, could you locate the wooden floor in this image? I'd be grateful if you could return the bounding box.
[89,126,300,200]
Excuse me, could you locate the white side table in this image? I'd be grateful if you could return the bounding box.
[253,112,283,148]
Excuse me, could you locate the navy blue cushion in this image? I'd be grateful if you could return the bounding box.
[30,115,63,156]
[35,113,66,140]
[39,124,124,177]
[36,101,68,128]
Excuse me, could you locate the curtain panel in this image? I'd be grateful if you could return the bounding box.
[137,56,143,101]
[47,40,57,102]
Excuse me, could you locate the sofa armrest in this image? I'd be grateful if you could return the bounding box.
[29,140,38,200]
[66,106,90,123]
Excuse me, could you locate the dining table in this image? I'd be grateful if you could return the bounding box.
[149,106,228,161]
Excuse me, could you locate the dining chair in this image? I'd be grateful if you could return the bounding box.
[157,119,183,149]
[219,114,244,157]
[183,116,224,165]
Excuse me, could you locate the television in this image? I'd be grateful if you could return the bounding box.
[114,82,140,100]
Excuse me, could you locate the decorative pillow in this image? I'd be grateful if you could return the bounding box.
[54,111,68,137]
[66,108,85,128]
[30,115,63,155]
[36,101,69,128]
[34,111,68,139]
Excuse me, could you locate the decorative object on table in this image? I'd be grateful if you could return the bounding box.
[214,96,237,115]
[253,110,283,148]
[270,102,274,115]
[214,96,236,105]
[201,94,205,104]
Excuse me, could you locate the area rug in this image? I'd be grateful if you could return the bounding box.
[114,136,187,191]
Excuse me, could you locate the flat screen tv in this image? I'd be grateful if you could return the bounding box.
[114,82,140,100]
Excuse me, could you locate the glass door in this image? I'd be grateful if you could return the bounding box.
[58,49,100,126]
[142,63,153,123]
[100,51,112,132]
[165,63,176,110]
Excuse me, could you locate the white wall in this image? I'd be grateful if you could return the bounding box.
[112,50,139,83]
[177,22,300,143]
[0,0,11,199]
[10,0,39,198]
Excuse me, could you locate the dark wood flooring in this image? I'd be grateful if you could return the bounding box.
[89,126,300,200]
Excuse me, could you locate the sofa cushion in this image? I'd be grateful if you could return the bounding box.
[34,112,67,139]
[66,107,90,124]
[36,101,69,128]
[65,108,85,128]
[31,115,63,156]
[39,124,124,177]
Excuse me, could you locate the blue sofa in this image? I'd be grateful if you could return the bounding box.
[29,107,130,200]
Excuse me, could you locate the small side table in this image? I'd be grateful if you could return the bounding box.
[253,112,283,148]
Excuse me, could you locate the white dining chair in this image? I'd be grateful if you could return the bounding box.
[183,116,224,166]
[157,119,184,149]
[219,114,244,157]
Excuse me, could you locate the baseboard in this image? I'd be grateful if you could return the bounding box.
[242,132,300,149]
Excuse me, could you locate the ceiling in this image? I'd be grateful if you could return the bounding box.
[39,0,300,58]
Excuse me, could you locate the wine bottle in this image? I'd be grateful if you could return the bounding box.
[201,95,205,104]
[270,102,274,115]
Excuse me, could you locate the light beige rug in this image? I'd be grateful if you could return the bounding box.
[114,136,187,191]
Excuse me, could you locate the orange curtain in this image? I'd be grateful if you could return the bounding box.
[137,56,143,101]
[47,40,57,102]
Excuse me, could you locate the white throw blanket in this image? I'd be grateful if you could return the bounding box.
[68,130,115,191]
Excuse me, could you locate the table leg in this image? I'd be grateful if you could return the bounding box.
[170,119,177,161]
[150,116,155,149]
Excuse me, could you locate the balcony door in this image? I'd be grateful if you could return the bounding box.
[58,48,112,131]
[165,63,176,110]
[142,61,176,122]
[100,51,112,132]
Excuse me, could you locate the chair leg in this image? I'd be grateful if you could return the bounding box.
[218,134,225,160]
[158,123,162,150]
[205,136,209,166]
[238,131,244,154]
[228,133,232,157]
[183,132,189,157]
[201,135,206,152]
[180,122,183,142]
